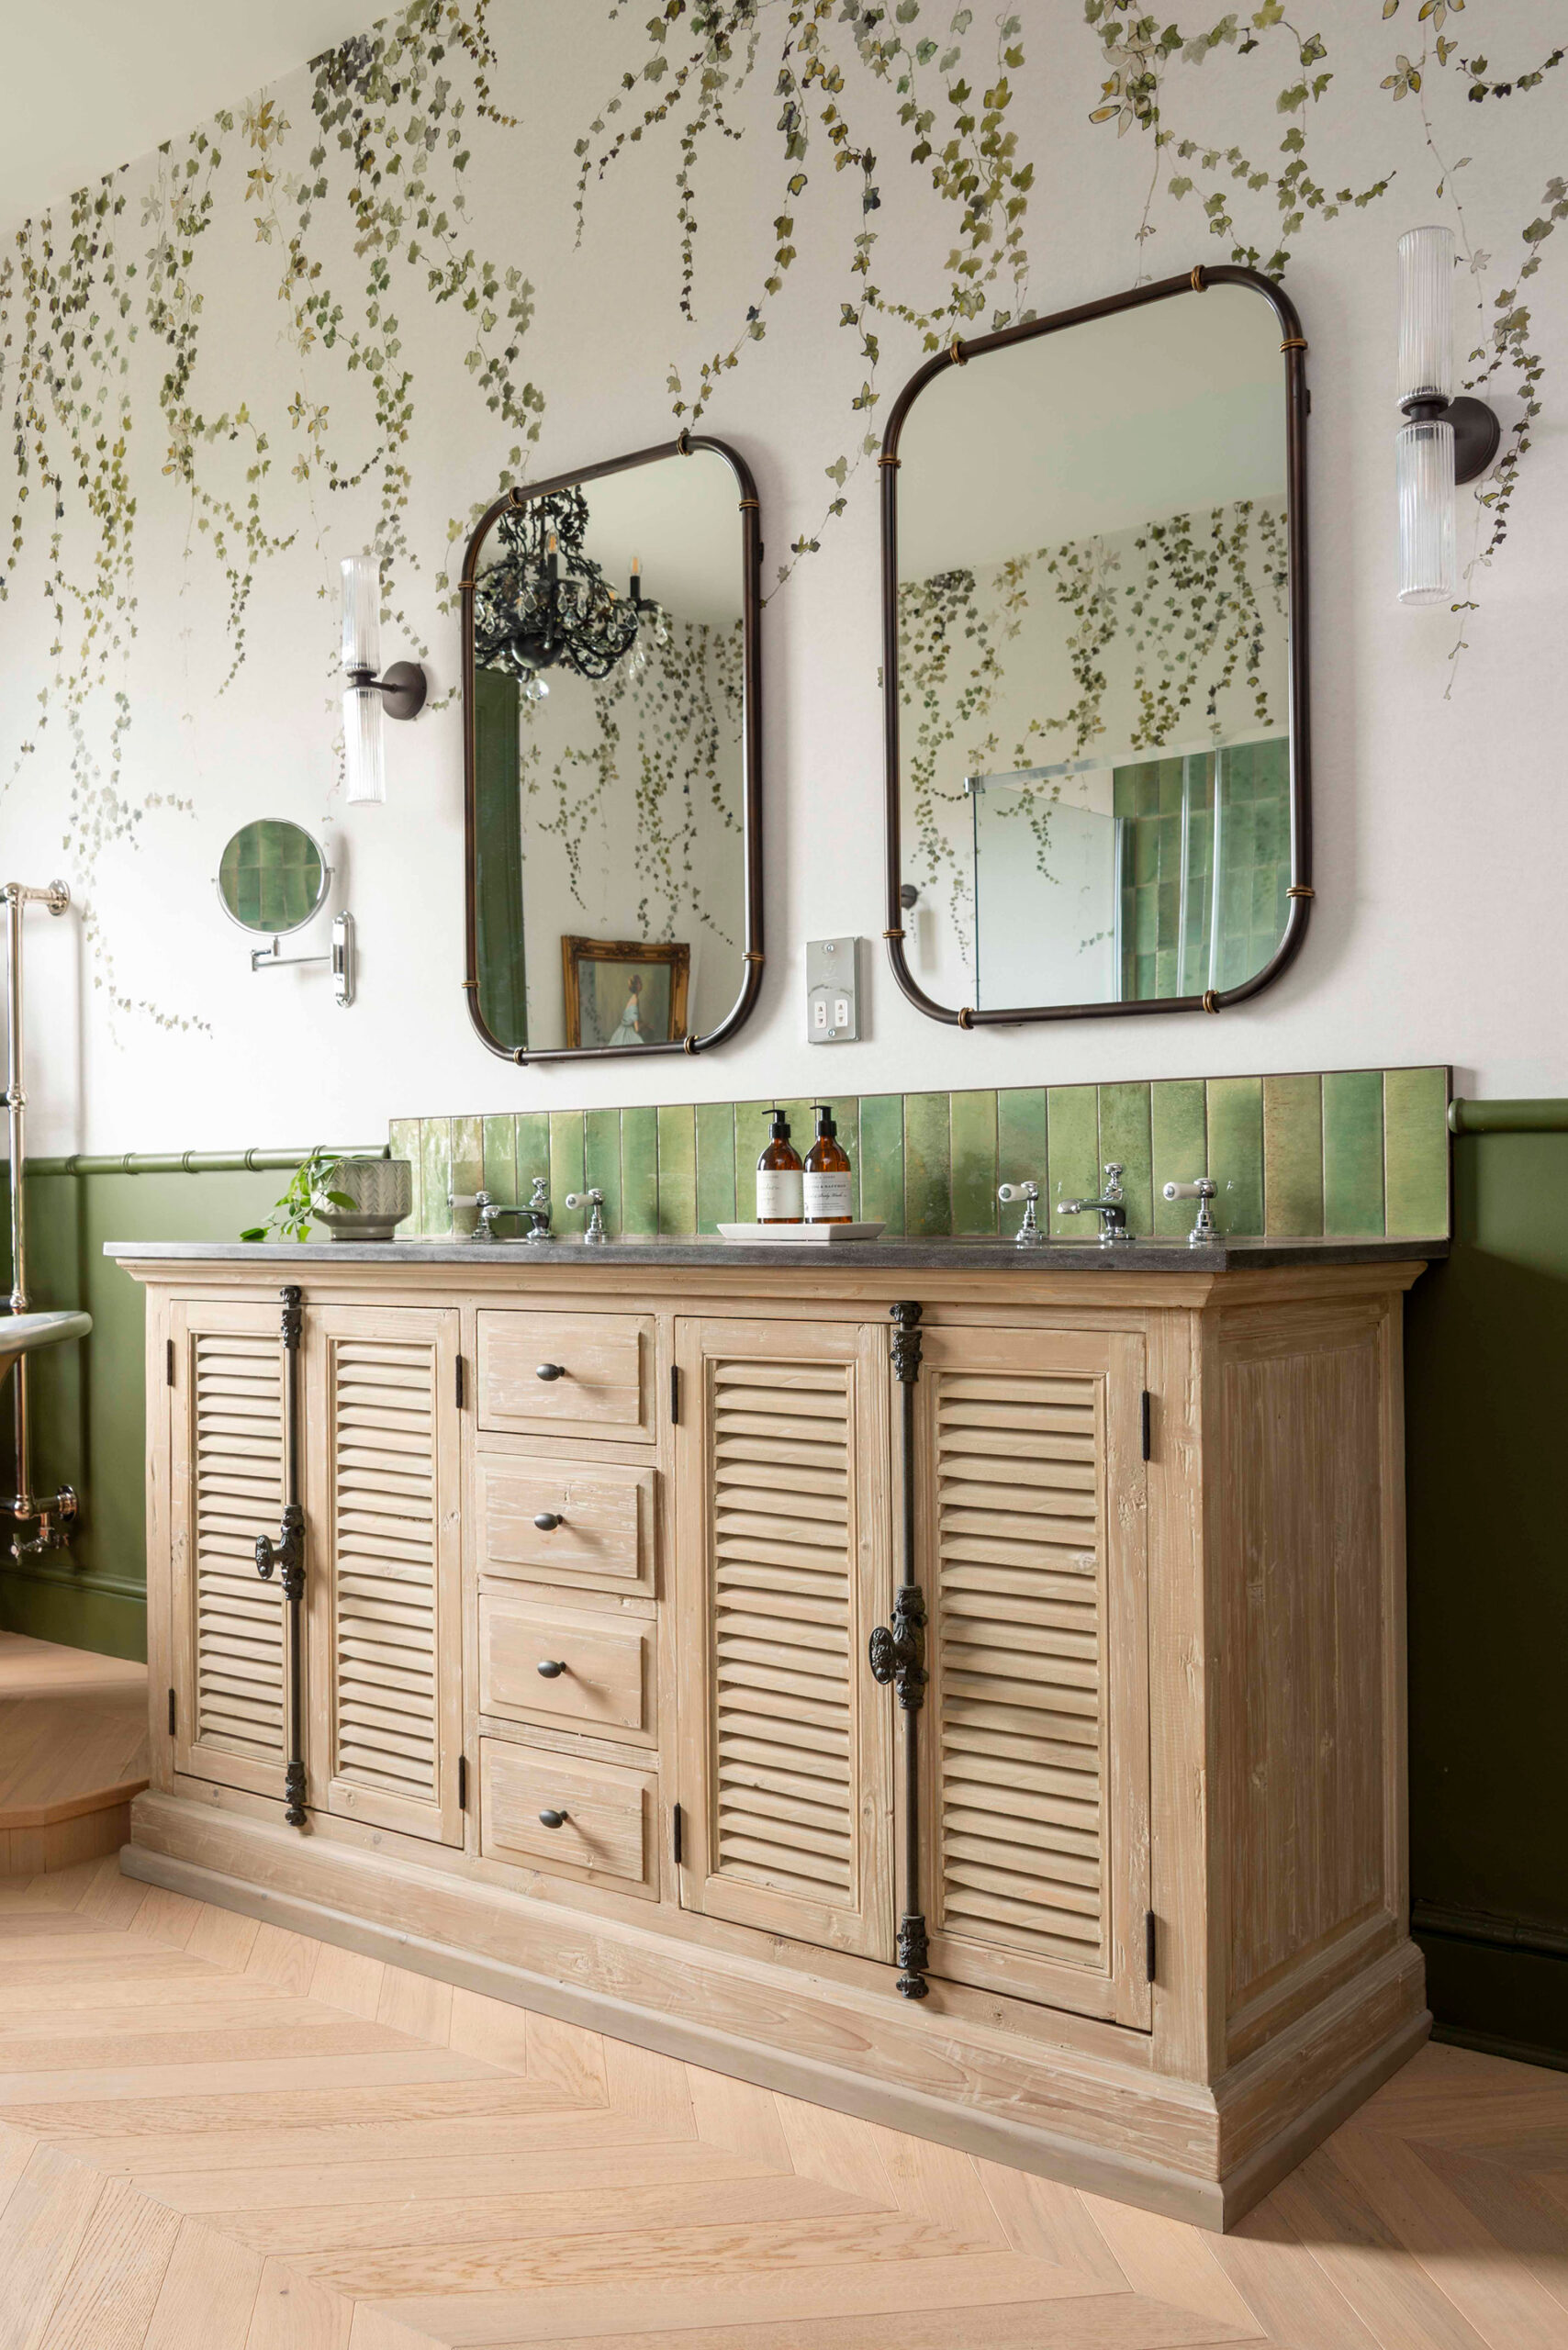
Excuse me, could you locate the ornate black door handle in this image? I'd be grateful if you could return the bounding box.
[868,1584,927,1709]
[256,1285,307,1829]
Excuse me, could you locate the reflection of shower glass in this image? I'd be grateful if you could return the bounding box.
[969,764,1119,1010]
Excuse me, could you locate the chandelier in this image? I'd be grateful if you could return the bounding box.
[472,487,662,699]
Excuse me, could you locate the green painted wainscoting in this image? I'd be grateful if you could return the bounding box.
[393,1063,1452,1244]
[1,1161,290,1659]
[1405,1114,1568,2070]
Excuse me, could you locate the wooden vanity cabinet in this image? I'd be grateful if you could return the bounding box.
[125,1246,1430,2230]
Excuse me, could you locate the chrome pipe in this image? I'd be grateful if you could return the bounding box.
[4,879,78,1558]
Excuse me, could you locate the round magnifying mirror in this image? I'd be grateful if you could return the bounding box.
[216,820,330,935]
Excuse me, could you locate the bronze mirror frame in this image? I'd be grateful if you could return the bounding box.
[460,432,764,1065]
[879,263,1311,1029]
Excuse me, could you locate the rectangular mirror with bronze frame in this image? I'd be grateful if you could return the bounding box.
[880,264,1311,1028]
[461,434,763,1063]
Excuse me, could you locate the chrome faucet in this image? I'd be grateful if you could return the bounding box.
[1163,1176,1220,1248]
[996,1180,1042,1247]
[1059,1162,1134,1247]
[466,1176,555,1243]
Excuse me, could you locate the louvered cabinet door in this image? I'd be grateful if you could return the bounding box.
[305,1306,463,1845]
[673,1318,894,1960]
[919,1326,1151,2028]
[167,1300,290,1800]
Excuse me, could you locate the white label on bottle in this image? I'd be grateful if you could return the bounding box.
[804,1171,854,1220]
[756,1168,804,1220]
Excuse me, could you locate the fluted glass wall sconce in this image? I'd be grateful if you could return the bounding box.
[1396,226,1501,606]
[341,554,428,801]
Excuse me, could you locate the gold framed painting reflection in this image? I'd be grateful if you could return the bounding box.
[562,935,690,1050]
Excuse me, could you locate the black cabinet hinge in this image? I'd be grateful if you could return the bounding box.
[167,1687,176,1737]
[672,1801,683,1865]
[1146,1908,1158,1984]
[669,1365,681,1425]
[457,1753,468,1811]
[454,1354,465,1410]
[1140,1390,1151,1461]
[166,1337,175,1388]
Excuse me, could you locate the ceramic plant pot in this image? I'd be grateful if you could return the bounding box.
[315,1157,414,1242]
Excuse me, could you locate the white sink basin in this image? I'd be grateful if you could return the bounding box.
[0,1311,92,1380]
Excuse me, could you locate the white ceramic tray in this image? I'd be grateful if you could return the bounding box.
[716,1221,886,1245]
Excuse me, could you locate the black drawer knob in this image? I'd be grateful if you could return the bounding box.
[535,1362,566,1382]
[536,1659,566,1679]
[538,1808,568,1830]
[533,1511,565,1531]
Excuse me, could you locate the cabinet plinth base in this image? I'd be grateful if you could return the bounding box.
[122,1794,1429,2232]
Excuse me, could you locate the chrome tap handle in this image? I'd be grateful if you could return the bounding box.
[524,1175,554,1245]
[1162,1176,1220,1248]
[565,1188,607,1244]
[996,1180,1042,1248]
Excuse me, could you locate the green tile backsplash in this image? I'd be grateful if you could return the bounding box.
[392,1067,1450,1245]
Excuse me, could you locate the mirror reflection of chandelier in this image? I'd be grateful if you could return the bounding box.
[472,487,664,700]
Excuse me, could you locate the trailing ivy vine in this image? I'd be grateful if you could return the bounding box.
[0,0,1558,1023]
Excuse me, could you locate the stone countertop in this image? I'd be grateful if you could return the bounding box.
[106,1233,1447,1272]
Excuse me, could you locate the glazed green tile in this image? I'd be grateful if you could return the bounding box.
[548,1112,586,1225]
[1206,1076,1264,1236]
[481,1113,517,1209]
[1323,1069,1385,1237]
[997,1087,1047,1198]
[948,1091,998,1236]
[1047,1084,1099,1237]
[1097,1082,1152,1236]
[514,1111,551,1197]
[694,1101,736,1234]
[656,1102,696,1235]
[449,1115,485,1239]
[857,1094,905,1234]
[420,1119,453,1239]
[1150,1079,1208,1237]
[1261,1073,1323,1236]
[903,1091,952,1237]
[620,1104,659,1237]
[1383,1066,1450,1238]
[583,1107,623,1237]
[389,1119,422,1235]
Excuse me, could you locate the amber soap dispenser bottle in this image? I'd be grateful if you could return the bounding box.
[756,1107,804,1224]
[804,1104,853,1224]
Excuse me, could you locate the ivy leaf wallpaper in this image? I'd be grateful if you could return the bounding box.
[1,0,1563,1138]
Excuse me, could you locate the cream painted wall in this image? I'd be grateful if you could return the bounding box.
[1,2,1564,1155]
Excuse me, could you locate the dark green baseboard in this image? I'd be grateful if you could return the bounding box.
[0,1560,147,1662]
[1418,1926,1568,2073]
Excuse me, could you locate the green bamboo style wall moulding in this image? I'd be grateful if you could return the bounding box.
[390,1063,1450,1247]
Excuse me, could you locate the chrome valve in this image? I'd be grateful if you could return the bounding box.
[1162,1176,1220,1248]
[996,1180,1042,1247]
[565,1187,607,1244]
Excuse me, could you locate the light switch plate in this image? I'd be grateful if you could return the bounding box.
[806,935,860,1044]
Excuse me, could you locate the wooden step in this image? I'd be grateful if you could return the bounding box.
[0,1633,148,1874]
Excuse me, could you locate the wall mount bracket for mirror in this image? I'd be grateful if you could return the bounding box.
[457,431,764,1064]
[217,820,355,1007]
[879,263,1312,1029]
[252,911,356,1009]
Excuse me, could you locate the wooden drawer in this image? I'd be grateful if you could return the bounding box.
[478,1591,655,1747]
[476,1311,655,1445]
[477,1456,655,1596]
[479,1738,655,1898]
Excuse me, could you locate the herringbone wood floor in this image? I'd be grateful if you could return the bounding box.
[0,1859,1563,2347]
